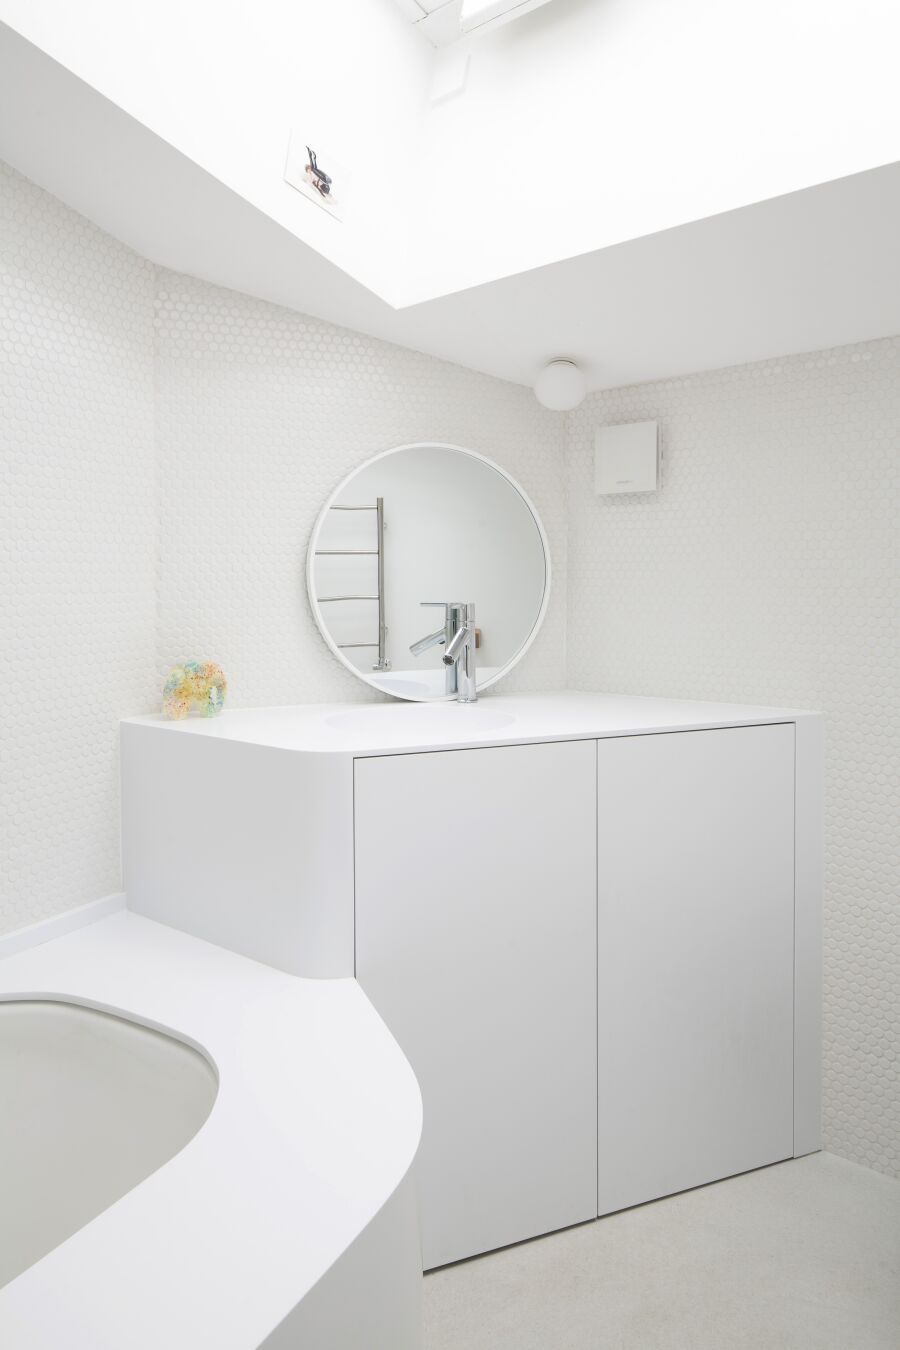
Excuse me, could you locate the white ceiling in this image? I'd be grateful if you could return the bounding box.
[402,165,900,388]
[1,20,899,393]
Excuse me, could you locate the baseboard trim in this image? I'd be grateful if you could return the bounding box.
[0,893,126,961]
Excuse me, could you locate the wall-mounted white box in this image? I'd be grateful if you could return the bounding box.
[594,421,659,495]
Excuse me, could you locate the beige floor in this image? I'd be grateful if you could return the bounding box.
[423,1154,900,1350]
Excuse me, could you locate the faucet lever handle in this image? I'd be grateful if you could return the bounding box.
[419,601,452,624]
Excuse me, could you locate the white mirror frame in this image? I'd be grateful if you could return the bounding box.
[306,442,552,701]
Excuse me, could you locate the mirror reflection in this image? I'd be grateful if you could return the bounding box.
[308,444,549,701]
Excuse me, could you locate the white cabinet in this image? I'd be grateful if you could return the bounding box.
[596,725,796,1215]
[123,696,820,1273]
[354,741,598,1270]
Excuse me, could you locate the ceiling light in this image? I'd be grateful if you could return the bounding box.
[534,360,586,411]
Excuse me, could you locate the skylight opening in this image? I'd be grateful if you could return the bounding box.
[459,0,556,34]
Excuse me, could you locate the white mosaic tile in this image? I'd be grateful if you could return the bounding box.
[2,157,897,1187]
[0,162,157,934]
[0,165,565,944]
[566,341,900,1177]
[153,271,566,708]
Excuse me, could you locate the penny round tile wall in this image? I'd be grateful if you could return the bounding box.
[153,272,566,708]
[1,161,565,937]
[566,343,900,1178]
[0,162,156,934]
[2,158,897,1185]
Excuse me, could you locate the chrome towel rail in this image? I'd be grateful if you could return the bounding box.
[316,497,389,670]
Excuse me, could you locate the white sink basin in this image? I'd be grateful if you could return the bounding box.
[324,705,516,735]
[368,667,502,700]
[367,675,433,699]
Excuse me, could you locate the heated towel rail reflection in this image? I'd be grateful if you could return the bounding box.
[315,497,389,670]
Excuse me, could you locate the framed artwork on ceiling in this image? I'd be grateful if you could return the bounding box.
[284,131,349,220]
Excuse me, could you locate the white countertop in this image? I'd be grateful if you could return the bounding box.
[0,913,422,1349]
[123,690,815,757]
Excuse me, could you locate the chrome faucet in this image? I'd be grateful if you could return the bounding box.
[409,601,477,702]
[443,602,477,703]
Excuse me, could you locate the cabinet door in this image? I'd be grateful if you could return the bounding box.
[355,741,597,1269]
[597,724,795,1216]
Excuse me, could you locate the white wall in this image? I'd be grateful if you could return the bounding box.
[0,161,565,936]
[566,340,900,1179]
[153,271,566,706]
[2,159,897,1188]
[0,162,156,932]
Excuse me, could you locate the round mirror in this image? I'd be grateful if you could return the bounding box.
[307,443,550,701]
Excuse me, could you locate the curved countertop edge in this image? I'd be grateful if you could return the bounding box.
[121,690,820,758]
[0,911,424,1350]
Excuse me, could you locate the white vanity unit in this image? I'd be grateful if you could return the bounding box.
[121,691,823,1272]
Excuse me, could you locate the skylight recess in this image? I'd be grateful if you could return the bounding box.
[459,0,555,34]
[394,0,557,45]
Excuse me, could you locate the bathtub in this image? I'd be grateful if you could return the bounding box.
[0,908,423,1349]
[0,998,217,1290]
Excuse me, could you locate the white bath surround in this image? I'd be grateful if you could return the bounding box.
[0,912,423,1348]
[0,995,217,1288]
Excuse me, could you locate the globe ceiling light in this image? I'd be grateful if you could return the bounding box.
[534,359,586,411]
